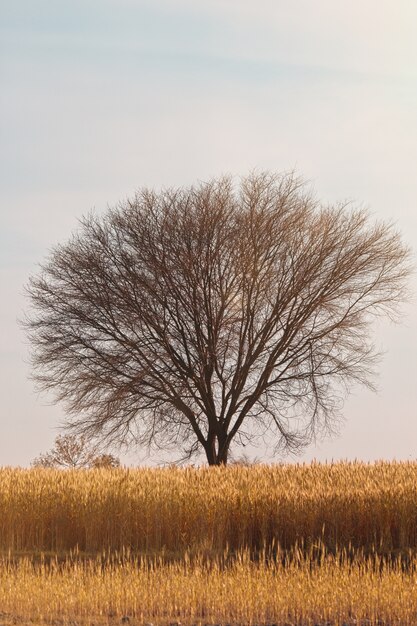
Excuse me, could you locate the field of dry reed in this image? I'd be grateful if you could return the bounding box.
[2,548,417,626]
[2,461,417,625]
[1,461,417,556]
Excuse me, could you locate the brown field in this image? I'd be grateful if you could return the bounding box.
[1,461,417,555]
[2,461,417,625]
[2,548,417,626]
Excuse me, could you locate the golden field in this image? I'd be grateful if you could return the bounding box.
[1,461,417,555]
[2,548,417,626]
[3,461,417,625]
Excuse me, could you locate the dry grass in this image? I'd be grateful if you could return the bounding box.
[3,461,417,624]
[1,461,417,556]
[2,548,417,625]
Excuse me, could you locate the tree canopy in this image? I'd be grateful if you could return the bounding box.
[25,172,412,465]
[32,434,120,469]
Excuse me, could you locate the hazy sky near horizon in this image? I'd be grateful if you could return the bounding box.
[1,0,416,467]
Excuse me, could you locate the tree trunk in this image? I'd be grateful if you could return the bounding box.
[205,434,217,465]
[204,433,229,466]
[216,432,229,465]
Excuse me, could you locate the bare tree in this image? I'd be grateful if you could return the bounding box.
[25,172,412,465]
[89,453,121,469]
[32,434,96,468]
[32,434,120,469]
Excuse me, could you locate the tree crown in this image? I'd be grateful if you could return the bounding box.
[32,434,120,469]
[25,172,412,464]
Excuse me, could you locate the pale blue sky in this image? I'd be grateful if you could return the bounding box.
[1,0,416,466]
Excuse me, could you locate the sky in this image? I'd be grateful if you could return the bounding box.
[1,0,416,467]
